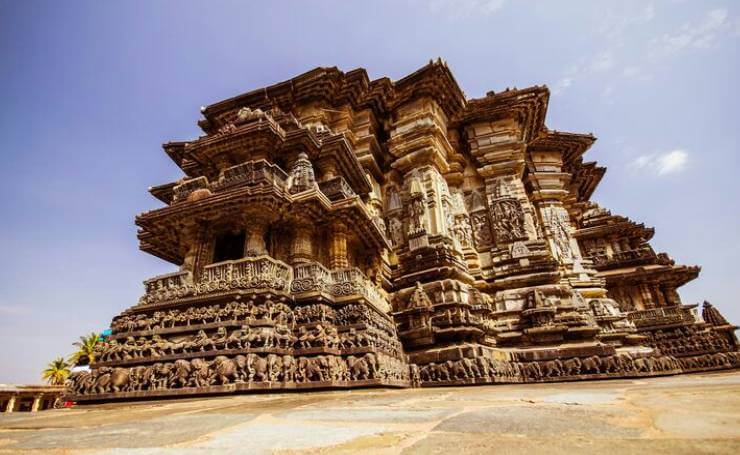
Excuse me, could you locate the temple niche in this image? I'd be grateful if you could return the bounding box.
[68,60,739,402]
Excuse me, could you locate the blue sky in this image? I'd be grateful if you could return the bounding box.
[1,0,738,383]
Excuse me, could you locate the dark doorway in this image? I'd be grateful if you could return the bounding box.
[213,231,245,263]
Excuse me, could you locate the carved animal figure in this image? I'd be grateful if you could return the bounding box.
[298,356,327,382]
[656,356,676,371]
[616,353,634,372]
[460,358,481,378]
[224,328,243,349]
[561,357,582,376]
[520,362,542,380]
[541,359,563,378]
[248,354,270,382]
[447,360,470,380]
[600,355,620,373]
[212,356,239,385]
[581,356,602,374]
[152,363,171,389]
[273,327,294,349]
[93,367,130,393]
[347,355,370,380]
[169,359,192,388]
[244,327,275,348]
[129,365,155,391]
[297,327,316,349]
[234,355,249,382]
[475,357,491,379]
[191,358,212,387]
[363,353,378,377]
[68,371,95,394]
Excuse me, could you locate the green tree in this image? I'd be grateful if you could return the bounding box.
[42,357,71,385]
[69,332,100,366]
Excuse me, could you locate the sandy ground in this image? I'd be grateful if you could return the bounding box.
[1,371,739,454]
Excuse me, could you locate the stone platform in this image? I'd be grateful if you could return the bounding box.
[2,371,739,454]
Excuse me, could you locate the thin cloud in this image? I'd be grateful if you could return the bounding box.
[629,149,689,176]
[553,52,615,95]
[588,52,616,72]
[556,6,737,99]
[599,2,656,42]
[552,77,572,95]
[652,9,732,56]
[428,0,507,17]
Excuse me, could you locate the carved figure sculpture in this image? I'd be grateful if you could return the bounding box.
[212,356,239,385]
[489,198,526,243]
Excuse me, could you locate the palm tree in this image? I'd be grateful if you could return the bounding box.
[69,332,100,366]
[42,357,71,385]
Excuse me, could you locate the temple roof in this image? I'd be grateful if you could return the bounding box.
[569,160,606,203]
[137,184,390,264]
[576,204,655,241]
[529,130,596,169]
[162,109,372,195]
[197,60,553,145]
[596,263,700,287]
[200,59,468,132]
[460,85,550,142]
[702,301,732,327]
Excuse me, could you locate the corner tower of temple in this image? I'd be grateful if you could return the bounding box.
[68,60,739,401]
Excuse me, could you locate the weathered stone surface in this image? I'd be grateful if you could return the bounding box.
[2,372,740,453]
[67,62,739,402]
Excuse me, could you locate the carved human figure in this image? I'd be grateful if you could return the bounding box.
[282,355,295,382]
[211,327,229,350]
[408,196,426,234]
[489,198,526,243]
[409,282,432,309]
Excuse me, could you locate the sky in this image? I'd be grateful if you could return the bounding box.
[0,0,738,384]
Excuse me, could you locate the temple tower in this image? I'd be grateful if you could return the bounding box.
[68,61,738,402]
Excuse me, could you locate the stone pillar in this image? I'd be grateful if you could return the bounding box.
[329,222,349,269]
[180,223,210,280]
[5,395,16,413]
[290,224,314,265]
[31,394,42,412]
[244,218,269,257]
[180,225,200,273]
[640,284,654,309]
[664,287,681,306]
[654,285,667,307]
[321,161,337,181]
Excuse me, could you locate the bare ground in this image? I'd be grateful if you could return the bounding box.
[1,371,739,454]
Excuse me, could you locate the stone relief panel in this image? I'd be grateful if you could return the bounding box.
[486,177,529,245]
[387,217,404,248]
[462,189,493,250]
[451,215,473,249]
[541,206,582,262]
[489,198,527,244]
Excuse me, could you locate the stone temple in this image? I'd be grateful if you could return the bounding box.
[68,60,739,401]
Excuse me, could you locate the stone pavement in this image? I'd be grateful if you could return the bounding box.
[1,371,739,454]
